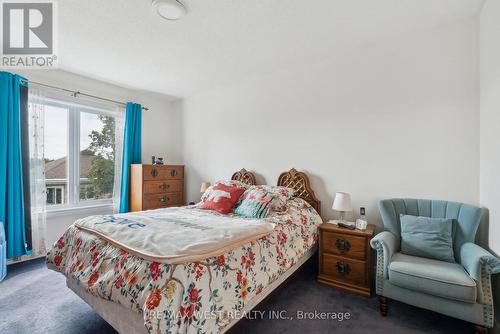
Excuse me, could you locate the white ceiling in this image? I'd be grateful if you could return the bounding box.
[58,0,485,98]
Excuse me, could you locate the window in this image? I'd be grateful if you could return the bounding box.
[79,111,116,202]
[44,104,68,205]
[33,96,118,209]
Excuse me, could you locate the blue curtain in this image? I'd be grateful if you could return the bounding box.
[0,72,31,261]
[119,103,142,213]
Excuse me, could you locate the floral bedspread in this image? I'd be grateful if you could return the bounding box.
[46,198,322,334]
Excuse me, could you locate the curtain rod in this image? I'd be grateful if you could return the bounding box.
[20,79,149,111]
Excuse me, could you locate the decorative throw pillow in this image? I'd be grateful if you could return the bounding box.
[234,188,276,219]
[200,180,249,203]
[400,214,455,263]
[200,183,246,214]
[252,185,296,212]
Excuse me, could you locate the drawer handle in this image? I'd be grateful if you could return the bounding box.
[335,239,351,252]
[170,169,178,177]
[151,169,159,177]
[159,183,169,190]
[160,196,170,203]
[336,261,351,275]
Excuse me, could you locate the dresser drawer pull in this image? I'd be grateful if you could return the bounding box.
[159,196,170,203]
[170,169,178,177]
[336,261,351,275]
[159,183,169,190]
[151,169,159,177]
[335,239,351,252]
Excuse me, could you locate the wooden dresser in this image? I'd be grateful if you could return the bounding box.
[130,164,185,212]
[317,223,375,297]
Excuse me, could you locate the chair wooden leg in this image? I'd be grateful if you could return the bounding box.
[473,325,487,334]
[379,296,389,316]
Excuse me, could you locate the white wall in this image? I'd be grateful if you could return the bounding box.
[480,0,500,257]
[13,69,182,244]
[480,1,500,332]
[180,17,480,227]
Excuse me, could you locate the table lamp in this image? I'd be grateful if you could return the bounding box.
[200,182,211,193]
[332,192,352,224]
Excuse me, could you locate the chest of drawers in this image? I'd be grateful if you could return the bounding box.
[317,223,375,296]
[130,164,185,212]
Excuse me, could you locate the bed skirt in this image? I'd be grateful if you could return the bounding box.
[62,246,316,334]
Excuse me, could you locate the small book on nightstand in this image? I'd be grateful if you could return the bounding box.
[325,220,356,230]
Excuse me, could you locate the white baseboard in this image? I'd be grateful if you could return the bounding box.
[7,252,46,265]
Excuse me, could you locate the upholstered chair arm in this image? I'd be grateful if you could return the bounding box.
[461,243,500,279]
[460,242,500,320]
[370,231,398,279]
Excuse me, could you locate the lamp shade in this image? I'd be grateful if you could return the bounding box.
[200,182,211,193]
[332,192,352,212]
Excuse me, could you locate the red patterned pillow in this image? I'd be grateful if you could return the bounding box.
[200,183,246,214]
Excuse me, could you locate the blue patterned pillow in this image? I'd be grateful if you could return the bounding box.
[234,189,275,219]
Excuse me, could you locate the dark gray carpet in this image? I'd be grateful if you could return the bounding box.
[0,257,471,334]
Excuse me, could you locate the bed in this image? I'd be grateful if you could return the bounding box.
[47,168,322,334]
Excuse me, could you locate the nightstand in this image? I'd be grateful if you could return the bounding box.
[317,223,375,297]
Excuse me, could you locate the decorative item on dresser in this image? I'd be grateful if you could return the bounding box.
[130,164,184,212]
[318,223,375,296]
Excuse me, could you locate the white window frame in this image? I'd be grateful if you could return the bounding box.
[32,95,119,212]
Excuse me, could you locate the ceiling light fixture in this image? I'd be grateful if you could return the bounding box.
[152,0,187,21]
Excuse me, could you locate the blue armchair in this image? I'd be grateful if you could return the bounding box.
[371,199,500,334]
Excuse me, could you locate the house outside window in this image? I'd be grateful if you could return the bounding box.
[46,186,64,205]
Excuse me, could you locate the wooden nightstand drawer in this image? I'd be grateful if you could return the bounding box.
[321,231,366,260]
[320,253,367,286]
[317,223,375,297]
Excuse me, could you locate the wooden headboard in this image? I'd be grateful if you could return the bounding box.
[231,168,257,186]
[277,168,321,214]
